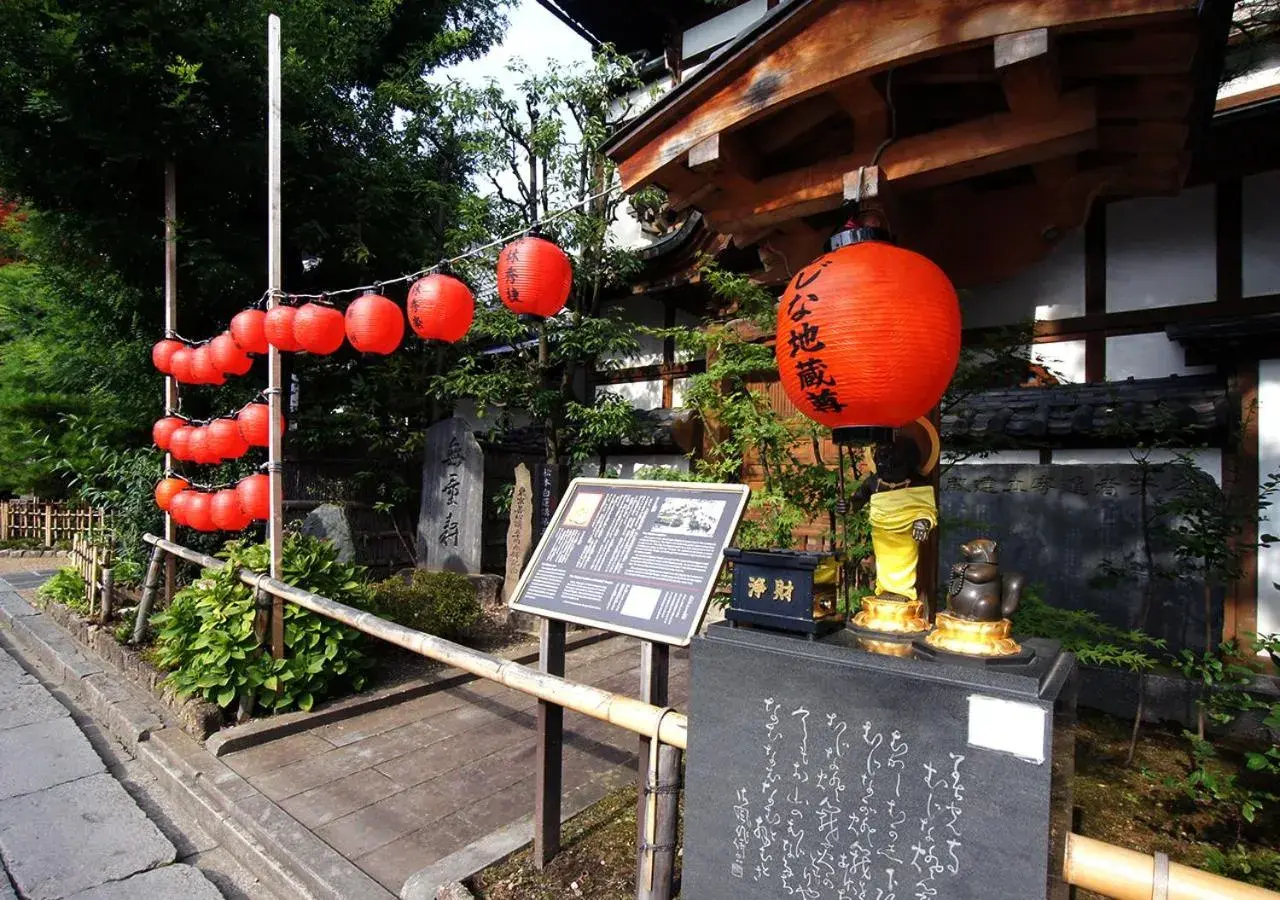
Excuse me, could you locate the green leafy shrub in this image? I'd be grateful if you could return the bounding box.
[1202,844,1280,889]
[0,537,42,550]
[368,569,480,639]
[151,533,373,715]
[36,566,86,612]
[111,557,144,588]
[1011,587,1165,667]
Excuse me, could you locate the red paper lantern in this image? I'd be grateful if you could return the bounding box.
[152,416,186,451]
[152,339,185,375]
[154,477,189,512]
[265,306,303,352]
[236,474,271,521]
[191,346,226,386]
[293,303,346,355]
[169,426,195,461]
[208,418,249,460]
[497,236,572,319]
[237,403,282,447]
[168,490,193,526]
[187,427,216,464]
[169,347,195,384]
[231,309,270,355]
[407,274,474,344]
[211,489,252,531]
[345,293,403,354]
[775,236,960,432]
[210,332,253,377]
[185,492,216,532]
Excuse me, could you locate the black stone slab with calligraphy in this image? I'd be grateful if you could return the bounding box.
[509,478,749,646]
[684,623,1077,900]
[417,418,483,574]
[939,464,1223,653]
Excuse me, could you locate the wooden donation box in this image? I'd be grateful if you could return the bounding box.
[684,623,1077,900]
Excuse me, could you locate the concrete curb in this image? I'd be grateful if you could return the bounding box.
[0,549,69,558]
[207,628,617,757]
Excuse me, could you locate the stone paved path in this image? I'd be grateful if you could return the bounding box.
[220,634,691,894]
[0,638,224,899]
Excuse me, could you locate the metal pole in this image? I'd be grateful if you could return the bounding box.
[266,13,286,659]
[163,162,178,608]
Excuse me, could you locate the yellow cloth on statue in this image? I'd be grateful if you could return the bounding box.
[868,486,937,601]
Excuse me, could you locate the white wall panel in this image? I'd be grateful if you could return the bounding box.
[1104,332,1213,381]
[1106,185,1215,312]
[943,451,1042,466]
[1032,339,1086,384]
[599,298,665,368]
[960,230,1085,328]
[1051,448,1222,486]
[1257,359,1280,639]
[1243,170,1280,299]
[597,380,663,411]
[600,454,691,480]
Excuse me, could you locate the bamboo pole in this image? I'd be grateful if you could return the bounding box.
[1064,834,1280,900]
[143,533,689,749]
[44,504,53,548]
[132,542,165,645]
[2,500,10,541]
[163,161,179,608]
[265,13,286,659]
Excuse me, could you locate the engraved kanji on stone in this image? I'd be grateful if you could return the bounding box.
[439,512,459,547]
[442,471,462,505]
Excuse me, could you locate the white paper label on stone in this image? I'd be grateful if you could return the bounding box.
[966,695,1047,763]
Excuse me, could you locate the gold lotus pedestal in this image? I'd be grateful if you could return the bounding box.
[924,611,1022,658]
[851,595,929,635]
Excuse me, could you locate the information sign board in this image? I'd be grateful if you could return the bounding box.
[509,478,750,646]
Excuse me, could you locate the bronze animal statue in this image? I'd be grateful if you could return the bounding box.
[946,538,1024,622]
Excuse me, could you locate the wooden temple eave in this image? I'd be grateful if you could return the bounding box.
[603,0,1231,289]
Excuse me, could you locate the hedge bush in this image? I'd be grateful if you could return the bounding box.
[369,569,480,639]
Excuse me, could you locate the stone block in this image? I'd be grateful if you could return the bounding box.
[436,883,476,900]
[0,685,68,732]
[0,590,38,627]
[63,864,223,900]
[301,503,357,563]
[0,716,105,800]
[0,773,175,899]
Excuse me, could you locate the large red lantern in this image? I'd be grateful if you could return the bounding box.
[191,346,226,386]
[152,339,185,375]
[231,309,270,355]
[407,274,474,344]
[293,303,346,355]
[168,490,193,526]
[185,492,216,532]
[345,292,403,354]
[210,332,253,376]
[169,425,195,461]
[169,347,195,384]
[236,474,271,521]
[152,416,186,451]
[497,235,572,319]
[264,306,302,352]
[237,403,281,447]
[208,418,249,460]
[187,427,215,464]
[775,234,960,435]
[154,477,189,512]
[211,489,252,532]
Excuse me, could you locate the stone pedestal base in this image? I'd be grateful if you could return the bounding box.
[926,611,1022,657]
[850,594,928,635]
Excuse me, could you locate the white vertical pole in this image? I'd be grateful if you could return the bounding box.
[266,13,285,657]
[163,162,178,606]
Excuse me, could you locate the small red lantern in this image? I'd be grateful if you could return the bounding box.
[154,477,189,512]
[407,274,474,343]
[210,332,253,376]
[237,403,282,447]
[208,418,249,460]
[497,235,572,319]
[775,233,960,434]
[236,474,271,521]
[211,489,252,531]
[169,425,195,461]
[191,346,226,386]
[152,339,185,375]
[293,303,346,355]
[153,416,186,451]
[185,492,216,532]
[168,490,193,526]
[169,347,195,384]
[231,309,270,355]
[345,292,404,354]
[265,306,303,352]
[187,427,215,464]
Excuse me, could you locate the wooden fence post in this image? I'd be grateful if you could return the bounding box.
[534,618,567,869]
[0,501,9,541]
[44,504,53,548]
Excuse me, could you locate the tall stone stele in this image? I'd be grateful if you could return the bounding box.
[417,417,483,574]
[503,463,534,601]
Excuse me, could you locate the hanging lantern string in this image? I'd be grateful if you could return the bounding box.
[160,391,270,428]
[164,471,242,491]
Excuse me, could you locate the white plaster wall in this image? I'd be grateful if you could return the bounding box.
[1051,448,1223,486]
[1032,339,1086,384]
[1106,185,1216,312]
[1104,332,1214,382]
[683,0,767,58]
[943,451,1042,466]
[597,380,664,411]
[672,377,691,407]
[960,230,1086,328]
[1243,170,1280,299]
[600,453,691,480]
[1257,359,1280,639]
[599,297,665,368]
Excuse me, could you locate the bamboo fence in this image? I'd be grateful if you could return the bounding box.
[0,499,107,547]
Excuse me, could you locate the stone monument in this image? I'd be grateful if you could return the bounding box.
[503,463,534,602]
[417,417,483,574]
[300,503,356,563]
